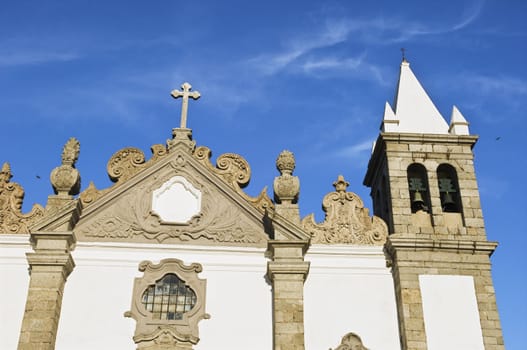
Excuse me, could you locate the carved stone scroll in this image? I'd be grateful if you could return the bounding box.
[193,145,274,213]
[79,144,168,207]
[0,163,44,233]
[301,175,387,245]
[107,144,168,183]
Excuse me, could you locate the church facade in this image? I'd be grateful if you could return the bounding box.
[0,60,504,350]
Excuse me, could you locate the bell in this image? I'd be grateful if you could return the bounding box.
[442,192,457,212]
[411,191,428,212]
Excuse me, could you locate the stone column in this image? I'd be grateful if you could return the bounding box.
[267,240,310,350]
[18,231,76,350]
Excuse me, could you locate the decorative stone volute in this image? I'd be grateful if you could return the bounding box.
[273,150,299,204]
[302,175,388,245]
[0,162,44,233]
[50,137,81,197]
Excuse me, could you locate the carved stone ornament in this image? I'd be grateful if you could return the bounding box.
[125,259,209,350]
[301,175,388,245]
[0,162,44,233]
[330,332,370,350]
[75,169,268,245]
[273,150,299,204]
[80,144,168,206]
[50,137,81,197]
[193,145,274,213]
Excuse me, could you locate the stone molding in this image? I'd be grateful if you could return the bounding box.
[385,236,497,257]
[125,259,209,350]
[302,175,387,245]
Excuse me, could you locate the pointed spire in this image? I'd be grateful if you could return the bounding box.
[390,60,449,134]
[382,101,399,132]
[449,105,470,135]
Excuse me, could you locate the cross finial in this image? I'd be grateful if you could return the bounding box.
[171,82,200,129]
[401,48,407,62]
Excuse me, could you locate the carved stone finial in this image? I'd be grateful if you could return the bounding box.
[273,150,300,224]
[302,175,388,245]
[273,150,299,204]
[50,138,81,197]
[61,137,80,166]
[331,332,369,350]
[333,174,349,193]
[276,150,295,176]
[0,162,44,233]
[0,162,13,183]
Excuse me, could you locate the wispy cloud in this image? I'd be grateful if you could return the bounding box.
[248,1,484,80]
[464,75,527,96]
[334,139,374,159]
[248,21,350,75]
[0,51,79,66]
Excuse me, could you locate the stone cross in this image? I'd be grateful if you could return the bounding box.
[171,82,200,129]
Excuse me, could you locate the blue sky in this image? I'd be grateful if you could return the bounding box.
[1,0,526,347]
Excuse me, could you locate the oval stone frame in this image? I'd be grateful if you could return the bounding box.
[151,176,202,224]
[125,259,209,348]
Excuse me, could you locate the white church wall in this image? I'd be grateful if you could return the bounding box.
[304,245,400,350]
[419,275,485,350]
[54,242,272,350]
[0,235,31,350]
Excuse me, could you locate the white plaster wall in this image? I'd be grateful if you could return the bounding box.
[419,275,485,350]
[54,242,272,350]
[0,235,31,350]
[304,245,400,350]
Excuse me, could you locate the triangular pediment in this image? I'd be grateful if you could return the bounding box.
[74,137,276,247]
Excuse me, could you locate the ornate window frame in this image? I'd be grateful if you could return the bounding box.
[125,259,209,348]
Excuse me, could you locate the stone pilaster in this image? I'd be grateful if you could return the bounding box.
[267,240,310,350]
[18,231,76,350]
[386,238,504,350]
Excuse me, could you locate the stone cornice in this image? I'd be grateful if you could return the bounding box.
[380,132,479,145]
[385,237,498,256]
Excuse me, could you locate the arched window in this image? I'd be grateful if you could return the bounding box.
[437,164,461,213]
[407,164,430,213]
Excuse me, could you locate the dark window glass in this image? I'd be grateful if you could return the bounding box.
[141,273,197,320]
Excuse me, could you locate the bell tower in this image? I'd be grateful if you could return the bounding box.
[364,59,504,350]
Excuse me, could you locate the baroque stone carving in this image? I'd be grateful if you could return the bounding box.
[273,150,299,204]
[301,175,387,245]
[79,144,168,206]
[50,137,81,197]
[108,144,168,183]
[125,259,209,350]
[0,163,44,233]
[330,332,369,350]
[193,145,274,213]
[76,173,266,245]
